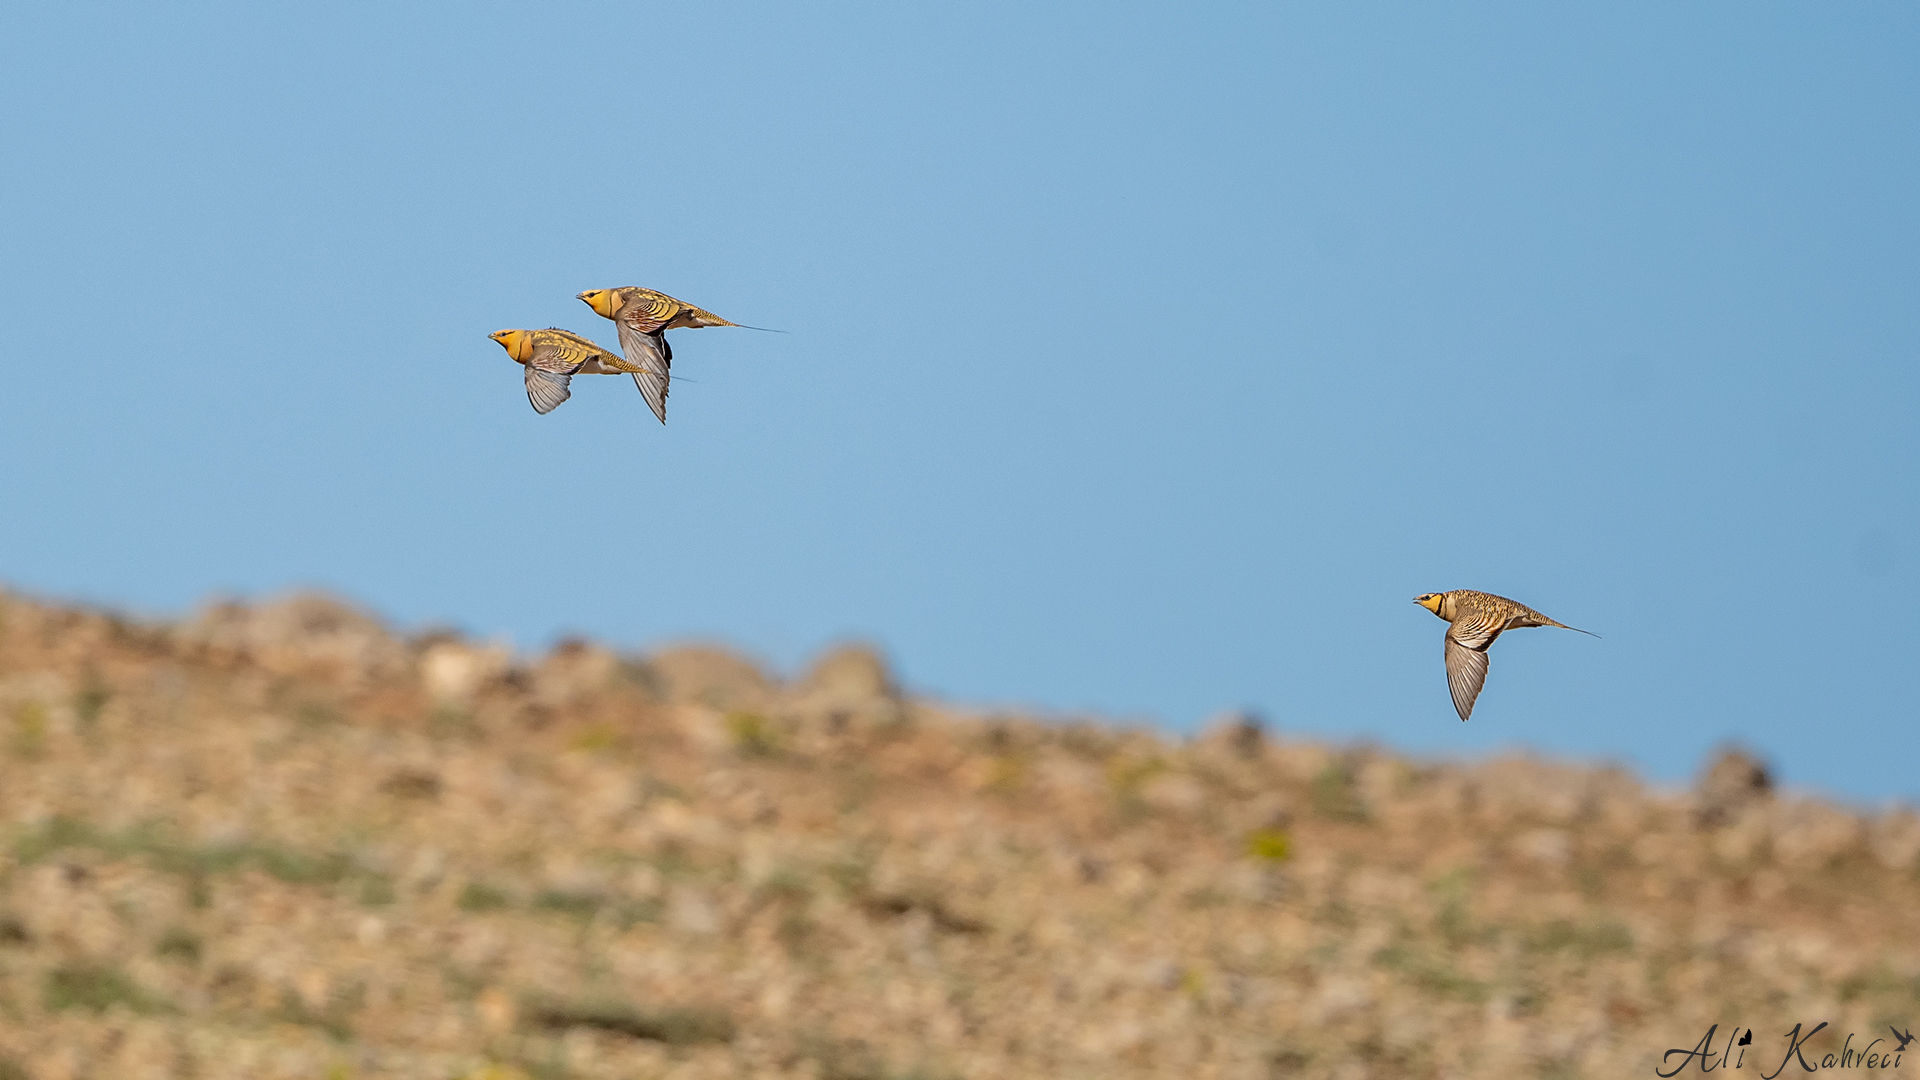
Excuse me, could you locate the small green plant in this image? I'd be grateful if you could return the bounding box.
[757,868,814,904]
[610,898,663,929]
[777,908,813,952]
[532,890,601,919]
[522,996,734,1045]
[823,854,873,896]
[982,753,1027,796]
[357,875,396,906]
[274,985,356,1041]
[1372,943,1490,1003]
[13,817,355,889]
[458,882,512,912]
[154,927,202,963]
[725,711,779,756]
[794,1031,960,1080]
[568,722,620,753]
[616,658,665,700]
[1414,962,1489,1003]
[11,701,47,757]
[1311,762,1370,822]
[431,703,479,739]
[73,670,111,729]
[1527,918,1633,958]
[248,847,351,886]
[295,700,340,729]
[1246,828,1292,862]
[44,964,164,1013]
[838,763,879,811]
[1105,754,1166,797]
[1429,867,1478,947]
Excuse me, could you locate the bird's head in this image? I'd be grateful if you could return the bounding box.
[577,289,622,319]
[489,329,533,362]
[1414,593,1446,616]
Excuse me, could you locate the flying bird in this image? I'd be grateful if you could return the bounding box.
[487,328,649,416]
[1413,590,1597,721]
[576,287,763,424]
[1891,1027,1915,1052]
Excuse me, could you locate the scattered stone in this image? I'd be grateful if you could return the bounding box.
[1693,745,1773,827]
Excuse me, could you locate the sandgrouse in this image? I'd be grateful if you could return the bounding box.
[1414,590,1596,721]
[576,287,757,424]
[487,328,651,416]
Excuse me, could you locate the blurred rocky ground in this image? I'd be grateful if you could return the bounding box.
[0,589,1915,1079]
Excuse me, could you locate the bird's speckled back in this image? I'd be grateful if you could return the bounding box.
[1441,589,1555,629]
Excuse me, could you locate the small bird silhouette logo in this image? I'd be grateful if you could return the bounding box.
[1890,1026,1915,1051]
[1738,1030,1752,1046]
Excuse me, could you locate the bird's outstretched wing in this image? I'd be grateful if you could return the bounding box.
[523,340,589,415]
[615,322,672,424]
[616,291,679,336]
[1443,633,1490,721]
[1442,615,1501,722]
[534,329,617,369]
[524,365,573,414]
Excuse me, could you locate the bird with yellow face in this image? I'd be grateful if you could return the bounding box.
[487,328,650,416]
[1413,590,1597,721]
[576,287,758,424]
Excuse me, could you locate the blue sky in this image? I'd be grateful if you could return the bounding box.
[1,3,1914,801]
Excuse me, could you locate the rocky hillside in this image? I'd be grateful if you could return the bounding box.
[0,589,1915,1080]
